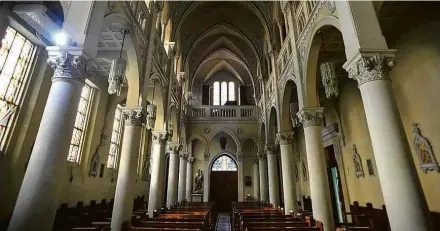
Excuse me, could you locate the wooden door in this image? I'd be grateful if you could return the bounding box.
[210,171,238,212]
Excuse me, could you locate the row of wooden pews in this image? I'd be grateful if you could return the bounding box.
[232,202,323,231]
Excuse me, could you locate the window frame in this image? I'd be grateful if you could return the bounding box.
[107,105,124,169]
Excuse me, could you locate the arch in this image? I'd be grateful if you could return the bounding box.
[240,137,260,153]
[279,79,299,132]
[210,153,238,171]
[100,13,141,107]
[303,16,341,107]
[187,134,208,154]
[208,128,241,152]
[146,72,167,130]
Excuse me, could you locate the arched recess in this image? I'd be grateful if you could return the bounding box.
[241,137,260,154]
[146,73,166,130]
[303,17,341,108]
[187,135,208,155]
[208,128,241,154]
[99,13,141,107]
[267,107,279,144]
[279,79,299,132]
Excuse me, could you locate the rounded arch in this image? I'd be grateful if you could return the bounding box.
[279,79,299,132]
[208,128,241,153]
[303,16,341,107]
[146,72,167,130]
[100,13,141,107]
[187,134,208,154]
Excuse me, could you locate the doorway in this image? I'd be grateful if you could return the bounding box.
[209,155,238,212]
[325,145,346,224]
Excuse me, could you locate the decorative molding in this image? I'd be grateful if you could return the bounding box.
[297,108,324,127]
[237,127,244,134]
[204,152,210,161]
[327,0,336,13]
[412,123,439,173]
[152,131,168,145]
[179,152,189,160]
[352,145,365,178]
[187,120,257,124]
[122,107,145,126]
[204,128,211,133]
[344,52,396,87]
[276,131,295,145]
[298,1,325,63]
[237,152,243,161]
[46,48,97,82]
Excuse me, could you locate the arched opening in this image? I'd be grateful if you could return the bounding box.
[209,153,238,212]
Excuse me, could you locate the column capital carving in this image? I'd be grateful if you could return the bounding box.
[253,157,259,165]
[257,152,267,160]
[179,151,189,160]
[149,1,162,13]
[122,107,145,126]
[276,131,295,145]
[265,144,278,155]
[343,51,396,87]
[237,152,244,161]
[187,156,195,164]
[167,143,182,154]
[297,107,324,127]
[204,152,210,161]
[151,131,168,145]
[46,47,97,83]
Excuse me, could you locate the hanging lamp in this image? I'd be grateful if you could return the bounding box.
[319,30,338,98]
[108,29,128,95]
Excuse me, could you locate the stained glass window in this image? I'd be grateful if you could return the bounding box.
[107,105,123,168]
[220,81,227,105]
[68,83,93,163]
[228,82,235,101]
[211,155,237,171]
[0,27,37,152]
[213,81,220,105]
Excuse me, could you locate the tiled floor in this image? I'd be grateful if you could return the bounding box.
[215,213,232,231]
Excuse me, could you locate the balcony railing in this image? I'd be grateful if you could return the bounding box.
[186,105,258,122]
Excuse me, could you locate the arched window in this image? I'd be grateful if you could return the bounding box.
[220,81,227,105]
[107,105,123,168]
[211,155,237,171]
[213,81,220,105]
[228,82,235,101]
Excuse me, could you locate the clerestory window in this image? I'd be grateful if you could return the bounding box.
[212,81,235,105]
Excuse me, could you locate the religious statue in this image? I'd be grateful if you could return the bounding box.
[194,169,204,193]
[352,145,364,178]
[412,123,439,173]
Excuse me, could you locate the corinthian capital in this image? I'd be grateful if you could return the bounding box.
[179,151,189,160]
[122,107,145,126]
[344,51,396,87]
[187,157,195,164]
[152,131,168,145]
[297,108,324,127]
[276,131,295,145]
[168,143,182,154]
[46,47,96,82]
[264,144,278,155]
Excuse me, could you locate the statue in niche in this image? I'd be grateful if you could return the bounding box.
[194,169,204,193]
[89,130,108,177]
[220,136,227,150]
[352,145,364,178]
[412,123,439,173]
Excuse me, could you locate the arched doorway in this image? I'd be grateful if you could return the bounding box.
[210,154,238,212]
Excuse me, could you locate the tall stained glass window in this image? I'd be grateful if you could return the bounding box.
[68,83,93,163]
[108,105,123,168]
[213,81,220,105]
[228,81,235,101]
[220,81,227,105]
[211,155,237,171]
[0,27,37,152]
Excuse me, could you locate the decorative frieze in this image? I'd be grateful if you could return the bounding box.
[151,131,168,145]
[345,53,395,87]
[276,131,295,145]
[46,48,97,82]
[297,108,324,127]
[122,107,145,126]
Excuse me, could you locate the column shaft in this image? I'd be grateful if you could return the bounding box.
[148,131,167,217]
[266,148,280,206]
[279,144,298,214]
[203,158,209,202]
[186,157,194,202]
[8,49,91,231]
[252,159,260,200]
[166,150,179,207]
[111,109,143,230]
[258,155,269,202]
[237,154,244,202]
[177,153,187,202]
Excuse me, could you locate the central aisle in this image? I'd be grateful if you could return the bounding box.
[215,213,232,231]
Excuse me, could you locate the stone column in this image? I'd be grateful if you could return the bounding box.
[166,143,181,207]
[7,47,95,231]
[266,145,280,206]
[186,157,195,202]
[252,158,260,201]
[258,152,269,202]
[344,53,433,231]
[203,152,210,202]
[178,152,188,202]
[276,131,298,214]
[148,131,168,218]
[111,108,144,230]
[297,108,334,231]
[237,152,244,201]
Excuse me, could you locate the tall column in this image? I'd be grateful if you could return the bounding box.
[166,143,181,207]
[344,53,433,231]
[266,145,280,206]
[252,158,260,201]
[276,131,298,214]
[297,108,334,231]
[203,152,210,202]
[148,131,168,218]
[237,152,244,202]
[111,108,144,230]
[178,152,188,202]
[7,48,95,231]
[186,157,195,202]
[258,152,269,202]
